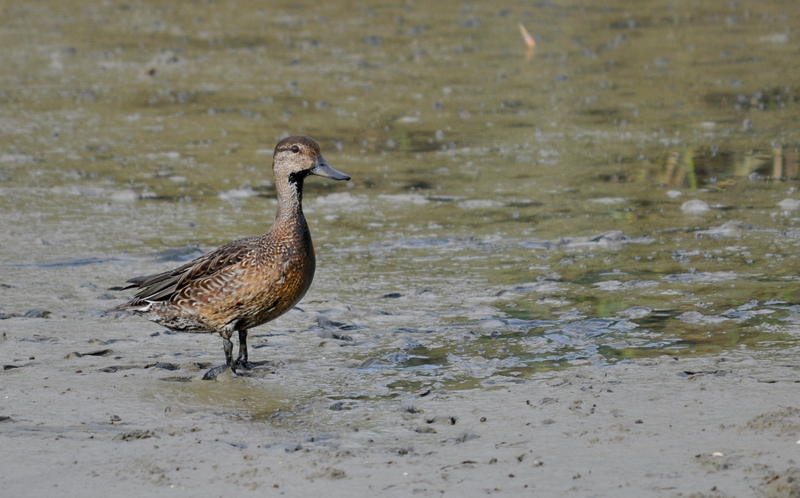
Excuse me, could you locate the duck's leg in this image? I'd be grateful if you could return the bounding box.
[223,336,234,370]
[202,336,235,379]
[236,329,252,370]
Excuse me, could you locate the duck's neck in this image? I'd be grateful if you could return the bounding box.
[273,173,307,226]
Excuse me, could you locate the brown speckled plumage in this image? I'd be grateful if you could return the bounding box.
[115,135,350,371]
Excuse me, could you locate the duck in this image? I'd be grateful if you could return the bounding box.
[114,135,350,373]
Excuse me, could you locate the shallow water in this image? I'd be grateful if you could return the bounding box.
[2,0,800,408]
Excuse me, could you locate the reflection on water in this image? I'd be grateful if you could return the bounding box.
[1,0,800,399]
[656,146,799,188]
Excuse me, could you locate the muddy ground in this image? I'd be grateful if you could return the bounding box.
[2,315,800,496]
[3,0,800,495]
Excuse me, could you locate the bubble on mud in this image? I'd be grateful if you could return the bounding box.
[395,116,420,124]
[510,281,561,293]
[593,279,659,291]
[377,193,429,205]
[457,199,504,210]
[611,320,638,331]
[589,197,626,205]
[618,307,652,319]
[676,311,729,324]
[721,308,775,321]
[314,192,361,207]
[694,221,747,239]
[0,154,34,163]
[110,189,139,202]
[664,271,741,283]
[521,231,653,252]
[476,319,506,329]
[760,33,789,44]
[778,198,800,210]
[142,151,181,161]
[681,199,710,214]
[218,186,258,201]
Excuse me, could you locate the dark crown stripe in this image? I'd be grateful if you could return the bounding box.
[274,135,321,155]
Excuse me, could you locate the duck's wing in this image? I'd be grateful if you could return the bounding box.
[123,237,258,304]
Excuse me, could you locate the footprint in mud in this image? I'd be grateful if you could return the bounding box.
[65,349,114,358]
[96,362,191,375]
[200,360,281,381]
[93,359,279,381]
[743,407,800,436]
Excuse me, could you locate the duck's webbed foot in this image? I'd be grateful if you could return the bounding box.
[203,333,247,379]
[234,361,253,371]
[202,364,231,380]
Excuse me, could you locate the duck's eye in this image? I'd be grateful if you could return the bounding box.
[291,145,300,153]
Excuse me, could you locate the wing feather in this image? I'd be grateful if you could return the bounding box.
[125,237,257,304]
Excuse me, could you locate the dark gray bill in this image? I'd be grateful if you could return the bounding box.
[310,156,350,181]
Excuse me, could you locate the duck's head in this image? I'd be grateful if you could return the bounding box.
[273,135,350,184]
